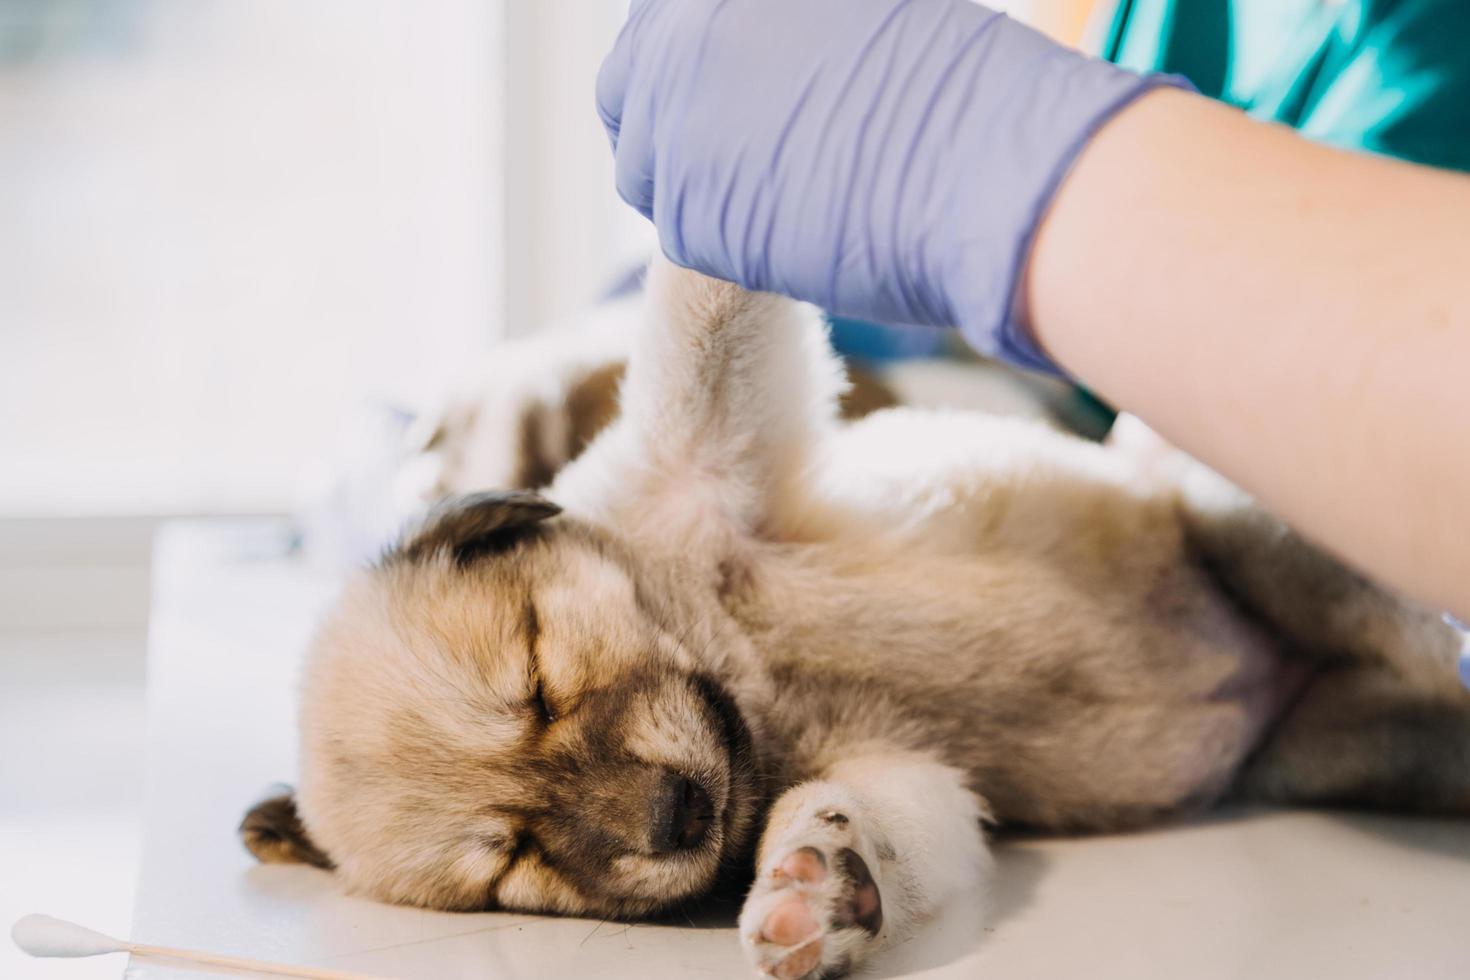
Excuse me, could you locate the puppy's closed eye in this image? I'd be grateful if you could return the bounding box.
[530,675,556,723]
[524,599,555,724]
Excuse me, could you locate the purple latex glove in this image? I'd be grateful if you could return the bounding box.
[597,0,1187,374]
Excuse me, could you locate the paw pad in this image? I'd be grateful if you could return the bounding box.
[745,844,884,979]
[772,846,827,885]
[761,896,819,947]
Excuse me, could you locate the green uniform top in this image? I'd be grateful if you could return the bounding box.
[1101,0,1470,173]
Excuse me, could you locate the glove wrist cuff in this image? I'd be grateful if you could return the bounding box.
[946,56,1196,378]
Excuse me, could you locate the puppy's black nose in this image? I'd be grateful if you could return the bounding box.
[650,775,713,853]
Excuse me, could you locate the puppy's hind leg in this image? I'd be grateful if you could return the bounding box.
[1175,459,1464,694]
[1235,664,1470,815]
[739,751,991,979]
[551,258,847,553]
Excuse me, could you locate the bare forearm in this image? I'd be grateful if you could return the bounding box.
[1028,89,1470,616]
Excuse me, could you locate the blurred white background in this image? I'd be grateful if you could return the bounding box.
[0,0,651,517]
[0,2,1087,977]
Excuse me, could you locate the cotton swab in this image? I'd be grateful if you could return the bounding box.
[12,914,385,980]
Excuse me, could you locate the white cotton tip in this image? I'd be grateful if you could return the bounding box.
[11,914,126,958]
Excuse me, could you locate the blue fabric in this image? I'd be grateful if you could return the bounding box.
[1446,613,1470,690]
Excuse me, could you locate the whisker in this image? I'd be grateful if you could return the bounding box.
[577,916,612,948]
[760,931,825,977]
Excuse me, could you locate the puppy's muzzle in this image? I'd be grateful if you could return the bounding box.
[649,773,714,854]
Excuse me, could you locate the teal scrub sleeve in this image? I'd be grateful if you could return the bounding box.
[1295,0,1470,173]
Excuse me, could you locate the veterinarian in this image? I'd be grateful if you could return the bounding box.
[597,0,1470,622]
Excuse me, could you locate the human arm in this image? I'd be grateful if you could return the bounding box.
[1026,88,1470,618]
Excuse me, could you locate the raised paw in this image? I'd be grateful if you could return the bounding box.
[740,824,884,979]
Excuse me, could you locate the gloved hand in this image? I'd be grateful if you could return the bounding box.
[597,0,1188,374]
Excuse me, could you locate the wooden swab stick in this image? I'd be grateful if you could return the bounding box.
[11,914,387,980]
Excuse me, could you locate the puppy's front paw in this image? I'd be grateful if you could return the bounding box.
[739,811,883,979]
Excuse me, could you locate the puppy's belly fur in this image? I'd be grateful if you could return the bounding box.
[728,408,1307,830]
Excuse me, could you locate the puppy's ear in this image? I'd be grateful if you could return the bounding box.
[397,490,562,565]
[240,785,332,869]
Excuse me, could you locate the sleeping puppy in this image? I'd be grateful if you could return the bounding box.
[244,259,1469,979]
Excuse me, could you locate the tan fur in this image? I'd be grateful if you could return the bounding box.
[244,259,1470,978]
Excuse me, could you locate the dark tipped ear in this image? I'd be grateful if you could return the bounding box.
[397,490,562,565]
[240,785,333,869]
